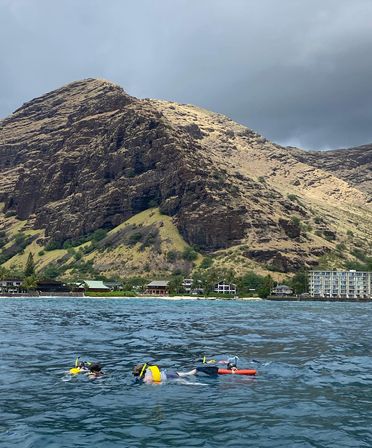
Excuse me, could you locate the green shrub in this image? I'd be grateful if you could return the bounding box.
[92,229,107,242]
[128,232,143,246]
[352,248,366,262]
[85,290,136,297]
[336,243,346,252]
[166,250,178,262]
[287,194,298,202]
[200,256,213,269]
[63,240,73,249]
[182,246,198,261]
[14,232,26,245]
[291,216,301,226]
[74,251,82,261]
[42,264,63,279]
[45,241,63,251]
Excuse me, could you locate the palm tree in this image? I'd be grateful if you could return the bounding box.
[21,275,37,292]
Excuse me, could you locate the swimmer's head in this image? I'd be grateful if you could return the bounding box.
[227,362,237,370]
[132,364,146,377]
[89,363,102,373]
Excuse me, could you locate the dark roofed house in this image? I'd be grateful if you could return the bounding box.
[36,280,70,293]
[145,280,169,296]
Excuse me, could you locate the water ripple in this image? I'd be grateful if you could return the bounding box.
[0,297,371,447]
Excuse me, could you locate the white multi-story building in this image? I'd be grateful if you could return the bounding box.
[214,281,237,295]
[0,279,22,294]
[308,270,372,299]
[182,278,204,295]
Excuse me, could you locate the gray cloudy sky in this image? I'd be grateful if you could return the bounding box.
[1,0,372,149]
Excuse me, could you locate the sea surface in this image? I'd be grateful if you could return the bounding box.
[0,297,371,448]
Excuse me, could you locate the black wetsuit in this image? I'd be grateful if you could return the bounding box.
[195,366,219,375]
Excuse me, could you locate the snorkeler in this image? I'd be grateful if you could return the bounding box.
[197,355,239,368]
[132,363,222,383]
[180,357,238,376]
[132,355,255,383]
[88,363,104,378]
[69,357,103,376]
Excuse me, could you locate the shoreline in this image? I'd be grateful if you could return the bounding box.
[0,293,263,301]
[2,294,370,302]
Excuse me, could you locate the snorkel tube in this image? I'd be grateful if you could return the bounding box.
[137,363,162,382]
[69,356,92,375]
[139,363,147,379]
[69,356,81,374]
[200,355,239,366]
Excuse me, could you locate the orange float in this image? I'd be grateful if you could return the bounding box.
[217,368,256,375]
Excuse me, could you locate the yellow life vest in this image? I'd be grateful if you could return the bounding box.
[147,365,162,382]
[69,367,81,375]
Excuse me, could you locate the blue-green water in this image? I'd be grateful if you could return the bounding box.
[0,297,371,447]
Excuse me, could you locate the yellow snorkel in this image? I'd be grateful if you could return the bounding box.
[202,356,217,364]
[69,356,81,374]
[139,363,147,379]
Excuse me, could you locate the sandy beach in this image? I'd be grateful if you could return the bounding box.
[82,295,263,301]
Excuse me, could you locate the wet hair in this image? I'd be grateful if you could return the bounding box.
[227,362,237,370]
[89,363,102,373]
[132,364,146,377]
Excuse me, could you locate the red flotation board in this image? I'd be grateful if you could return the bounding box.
[218,368,256,376]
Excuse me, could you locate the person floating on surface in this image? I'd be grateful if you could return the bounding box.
[197,355,240,368]
[132,362,234,384]
[69,357,102,376]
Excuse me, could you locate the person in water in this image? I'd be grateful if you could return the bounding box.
[77,361,90,372]
[88,363,104,378]
[132,363,232,383]
[69,359,103,377]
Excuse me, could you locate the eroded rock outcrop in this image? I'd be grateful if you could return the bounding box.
[0,78,371,272]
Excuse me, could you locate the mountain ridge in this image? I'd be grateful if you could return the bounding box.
[0,78,371,278]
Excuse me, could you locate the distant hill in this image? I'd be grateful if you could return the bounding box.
[0,78,371,279]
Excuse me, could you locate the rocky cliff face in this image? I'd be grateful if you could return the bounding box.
[0,79,371,274]
[291,145,372,199]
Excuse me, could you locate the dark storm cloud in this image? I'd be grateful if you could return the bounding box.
[1,0,371,149]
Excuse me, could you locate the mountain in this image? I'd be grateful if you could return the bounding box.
[0,79,371,279]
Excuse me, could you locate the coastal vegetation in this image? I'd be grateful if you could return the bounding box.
[0,206,369,298]
[0,256,308,298]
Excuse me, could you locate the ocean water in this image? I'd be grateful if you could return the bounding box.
[0,297,371,448]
